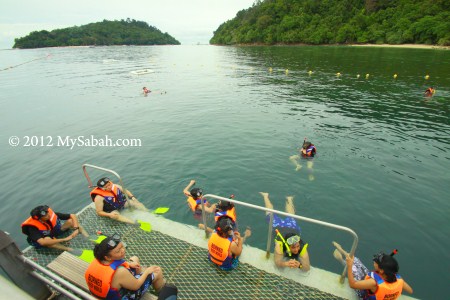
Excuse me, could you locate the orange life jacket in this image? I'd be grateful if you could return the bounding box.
[365,272,404,300]
[90,184,127,211]
[214,207,237,223]
[187,196,207,212]
[208,232,233,268]
[85,258,129,299]
[21,207,60,237]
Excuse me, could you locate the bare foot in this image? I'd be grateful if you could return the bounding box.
[285,196,295,215]
[332,241,349,257]
[333,249,345,266]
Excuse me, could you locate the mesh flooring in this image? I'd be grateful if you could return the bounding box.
[23,207,345,300]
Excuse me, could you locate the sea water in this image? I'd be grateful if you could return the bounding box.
[0,45,449,298]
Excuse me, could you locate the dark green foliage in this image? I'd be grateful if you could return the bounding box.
[210,0,450,46]
[13,19,180,49]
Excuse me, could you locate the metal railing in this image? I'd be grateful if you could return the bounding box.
[82,163,132,202]
[201,194,358,282]
[20,255,97,300]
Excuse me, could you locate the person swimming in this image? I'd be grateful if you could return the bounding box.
[424,87,435,97]
[301,139,316,158]
[289,138,316,180]
[143,87,151,95]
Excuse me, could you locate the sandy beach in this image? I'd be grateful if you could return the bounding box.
[350,43,449,50]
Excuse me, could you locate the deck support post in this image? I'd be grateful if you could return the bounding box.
[0,231,52,299]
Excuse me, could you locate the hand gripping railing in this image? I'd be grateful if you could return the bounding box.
[82,164,132,202]
[202,194,358,283]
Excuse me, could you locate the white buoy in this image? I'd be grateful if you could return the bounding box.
[336,72,341,77]
[366,74,370,79]
[308,70,313,75]
[425,75,430,80]
[393,74,398,79]
[356,74,360,79]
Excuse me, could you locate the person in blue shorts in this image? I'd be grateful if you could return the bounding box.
[260,192,310,271]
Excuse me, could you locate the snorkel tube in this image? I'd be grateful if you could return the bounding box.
[275,229,302,268]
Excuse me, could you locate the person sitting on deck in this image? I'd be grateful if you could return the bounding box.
[21,205,88,252]
[260,192,310,271]
[332,241,413,300]
[85,233,165,299]
[90,177,147,225]
[207,216,250,271]
[183,180,216,218]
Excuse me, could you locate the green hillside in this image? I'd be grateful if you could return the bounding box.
[210,0,450,45]
[13,19,180,49]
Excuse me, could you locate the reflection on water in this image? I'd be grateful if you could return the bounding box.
[0,45,449,299]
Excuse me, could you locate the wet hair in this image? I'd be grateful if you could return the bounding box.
[93,235,119,261]
[218,199,233,211]
[215,217,233,237]
[378,254,399,283]
[30,205,49,219]
[302,141,312,149]
[190,188,203,199]
[97,177,110,188]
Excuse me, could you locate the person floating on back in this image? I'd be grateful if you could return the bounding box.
[207,216,251,271]
[332,241,413,299]
[289,138,316,180]
[424,87,435,97]
[300,139,316,158]
[260,192,310,271]
[183,180,216,219]
[21,205,88,252]
[90,177,148,225]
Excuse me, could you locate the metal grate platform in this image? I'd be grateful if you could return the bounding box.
[23,207,345,300]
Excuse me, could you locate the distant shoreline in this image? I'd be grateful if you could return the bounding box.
[349,43,449,50]
[225,43,450,50]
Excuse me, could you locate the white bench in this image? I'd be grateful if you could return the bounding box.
[47,251,156,300]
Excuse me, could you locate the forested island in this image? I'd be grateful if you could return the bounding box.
[13,19,180,49]
[210,0,449,46]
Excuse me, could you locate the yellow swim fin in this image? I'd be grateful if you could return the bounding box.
[137,220,151,232]
[153,207,169,214]
[88,235,107,244]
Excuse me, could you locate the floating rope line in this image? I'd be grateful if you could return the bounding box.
[0,54,50,71]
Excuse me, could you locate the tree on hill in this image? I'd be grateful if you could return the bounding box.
[13,19,180,49]
[210,0,450,46]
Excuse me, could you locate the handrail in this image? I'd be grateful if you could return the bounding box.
[202,194,358,282]
[82,164,131,202]
[20,255,97,300]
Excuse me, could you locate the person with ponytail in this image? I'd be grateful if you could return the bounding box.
[333,242,413,299]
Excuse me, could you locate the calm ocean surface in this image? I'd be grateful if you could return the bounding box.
[0,45,449,298]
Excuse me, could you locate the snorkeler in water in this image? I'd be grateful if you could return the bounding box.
[424,87,435,97]
[289,138,316,180]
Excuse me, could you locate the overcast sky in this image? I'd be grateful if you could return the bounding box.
[0,0,256,49]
